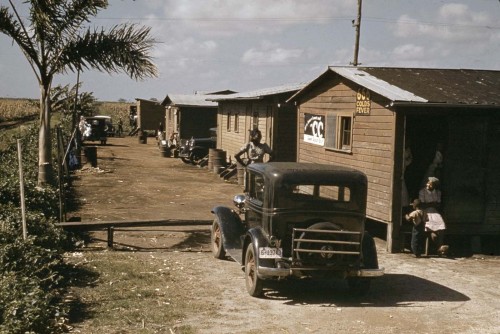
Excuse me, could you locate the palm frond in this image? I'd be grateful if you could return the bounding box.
[58,23,158,80]
[0,5,41,71]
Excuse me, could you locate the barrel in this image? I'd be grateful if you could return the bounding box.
[83,146,98,167]
[159,144,170,157]
[208,148,221,171]
[210,149,226,173]
[214,166,225,174]
[138,130,147,144]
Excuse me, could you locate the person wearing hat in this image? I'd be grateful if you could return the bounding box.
[234,128,274,167]
[419,177,447,255]
[405,198,427,257]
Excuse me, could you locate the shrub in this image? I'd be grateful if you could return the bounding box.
[0,124,76,333]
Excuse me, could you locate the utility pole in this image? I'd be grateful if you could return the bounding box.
[352,0,362,66]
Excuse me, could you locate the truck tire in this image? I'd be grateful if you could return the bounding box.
[296,222,342,264]
[245,244,264,297]
[211,220,226,259]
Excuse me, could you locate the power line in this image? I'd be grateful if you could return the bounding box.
[93,15,500,30]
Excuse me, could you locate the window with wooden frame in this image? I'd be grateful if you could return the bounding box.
[226,113,232,132]
[325,112,353,151]
[234,114,240,132]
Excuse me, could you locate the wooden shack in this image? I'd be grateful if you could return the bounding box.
[289,66,500,254]
[209,83,307,163]
[135,98,165,133]
[161,92,234,140]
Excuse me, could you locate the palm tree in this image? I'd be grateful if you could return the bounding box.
[0,0,157,185]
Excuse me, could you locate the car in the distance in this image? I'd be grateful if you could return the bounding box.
[83,115,114,145]
[178,127,217,164]
[211,162,384,297]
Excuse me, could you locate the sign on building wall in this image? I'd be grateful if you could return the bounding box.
[304,113,325,146]
[356,87,371,115]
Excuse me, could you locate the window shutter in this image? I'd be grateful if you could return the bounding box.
[325,113,337,149]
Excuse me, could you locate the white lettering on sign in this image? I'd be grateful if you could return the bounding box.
[356,88,371,115]
[304,114,325,146]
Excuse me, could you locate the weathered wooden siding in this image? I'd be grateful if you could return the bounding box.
[297,79,395,223]
[219,101,249,161]
[137,100,165,132]
[219,101,274,162]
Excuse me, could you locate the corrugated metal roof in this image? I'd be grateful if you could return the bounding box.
[161,94,229,107]
[208,82,308,101]
[290,66,500,107]
[358,67,500,105]
[330,67,427,103]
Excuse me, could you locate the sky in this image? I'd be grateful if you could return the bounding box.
[0,0,499,102]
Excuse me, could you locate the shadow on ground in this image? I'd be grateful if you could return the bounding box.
[260,274,470,307]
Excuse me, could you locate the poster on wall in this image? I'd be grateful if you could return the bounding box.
[304,113,325,146]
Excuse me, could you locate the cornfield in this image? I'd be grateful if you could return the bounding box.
[0,98,39,122]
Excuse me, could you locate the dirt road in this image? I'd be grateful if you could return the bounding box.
[68,136,500,334]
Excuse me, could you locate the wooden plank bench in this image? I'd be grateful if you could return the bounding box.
[56,219,212,249]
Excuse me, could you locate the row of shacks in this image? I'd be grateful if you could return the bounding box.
[133,66,500,254]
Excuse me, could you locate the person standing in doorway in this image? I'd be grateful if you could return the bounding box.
[419,176,447,255]
[405,199,427,257]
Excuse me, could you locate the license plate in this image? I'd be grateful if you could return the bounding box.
[259,247,283,259]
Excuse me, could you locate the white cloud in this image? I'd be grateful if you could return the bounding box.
[241,41,303,65]
[156,0,355,36]
[392,44,425,61]
[394,4,496,43]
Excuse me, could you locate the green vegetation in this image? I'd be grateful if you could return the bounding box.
[0,125,77,333]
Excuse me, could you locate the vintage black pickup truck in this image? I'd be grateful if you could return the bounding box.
[211,162,384,297]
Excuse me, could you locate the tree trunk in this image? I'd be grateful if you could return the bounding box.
[37,83,54,186]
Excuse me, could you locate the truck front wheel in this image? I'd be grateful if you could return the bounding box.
[211,220,226,259]
[245,245,264,297]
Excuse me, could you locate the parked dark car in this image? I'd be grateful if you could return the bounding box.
[211,162,384,297]
[178,128,216,164]
[83,116,114,145]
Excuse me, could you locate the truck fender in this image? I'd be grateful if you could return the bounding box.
[242,227,274,272]
[211,206,245,252]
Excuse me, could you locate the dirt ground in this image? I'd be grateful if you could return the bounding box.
[67,135,500,334]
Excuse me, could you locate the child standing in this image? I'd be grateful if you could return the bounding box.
[405,199,427,258]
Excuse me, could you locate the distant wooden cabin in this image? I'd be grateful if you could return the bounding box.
[161,91,234,140]
[209,83,307,164]
[135,98,165,134]
[289,67,500,254]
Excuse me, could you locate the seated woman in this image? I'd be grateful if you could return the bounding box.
[419,177,447,255]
